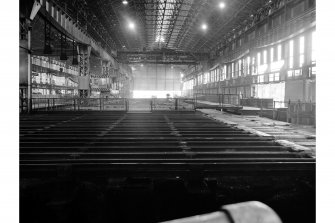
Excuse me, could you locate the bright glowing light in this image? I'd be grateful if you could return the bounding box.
[201,23,207,30]
[133,90,181,99]
[258,64,268,74]
[128,22,135,30]
[122,0,128,5]
[278,44,282,60]
[271,60,284,72]
[219,2,225,9]
[289,40,294,69]
[140,64,144,67]
[155,35,165,43]
[180,73,184,78]
[311,31,315,62]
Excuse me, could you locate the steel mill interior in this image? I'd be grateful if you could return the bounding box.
[19,0,316,223]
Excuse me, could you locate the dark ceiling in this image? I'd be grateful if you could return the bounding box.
[48,0,267,53]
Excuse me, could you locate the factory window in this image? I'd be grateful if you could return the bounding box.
[210,71,214,83]
[299,36,305,67]
[215,69,218,82]
[278,44,282,60]
[258,75,264,83]
[294,69,302,76]
[269,72,280,82]
[309,66,316,76]
[246,57,251,75]
[289,40,294,69]
[214,69,217,82]
[222,65,227,80]
[263,50,267,64]
[212,69,216,82]
[204,72,208,84]
[231,63,235,78]
[311,31,316,64]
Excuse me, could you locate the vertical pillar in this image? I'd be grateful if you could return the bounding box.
[106,61,111,89]
[77,44,91,98]
[27,26,32,113]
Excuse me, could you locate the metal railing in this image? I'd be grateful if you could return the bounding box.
[240,98,274,109]
[264,100,316,126]
[21,97,195,112]
[194,94,241,109]
[152,98,195,111]
[29,98,127,111]
[286,100,316,125]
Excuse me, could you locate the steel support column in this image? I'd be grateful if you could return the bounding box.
[78,44,91,98]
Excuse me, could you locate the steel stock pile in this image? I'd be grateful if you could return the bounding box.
[20,111,315,223]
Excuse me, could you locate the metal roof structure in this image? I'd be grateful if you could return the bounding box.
[49,0,267,53]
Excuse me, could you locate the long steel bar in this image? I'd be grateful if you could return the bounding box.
[20,111,315,178]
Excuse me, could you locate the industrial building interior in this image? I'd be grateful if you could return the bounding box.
[11,0,325,222]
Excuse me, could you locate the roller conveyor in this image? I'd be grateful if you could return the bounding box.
[20,111,315,178]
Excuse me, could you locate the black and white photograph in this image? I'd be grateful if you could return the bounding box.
[3,0,330,222]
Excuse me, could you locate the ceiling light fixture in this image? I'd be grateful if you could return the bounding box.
[201,23,208,30]
[219,2,225,9]
[122,0,128,5]
[128,22,135,30]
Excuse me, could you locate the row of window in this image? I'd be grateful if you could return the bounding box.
[33,88,78,96]
[182,79,194,91]
[32,71,78,88]
[214,0,315,56]
[190,31,315,89]
[32,56,79,76]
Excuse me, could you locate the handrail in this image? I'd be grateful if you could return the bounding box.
[20,97,196,113]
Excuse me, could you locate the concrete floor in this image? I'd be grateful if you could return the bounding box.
[198,109,316,157]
